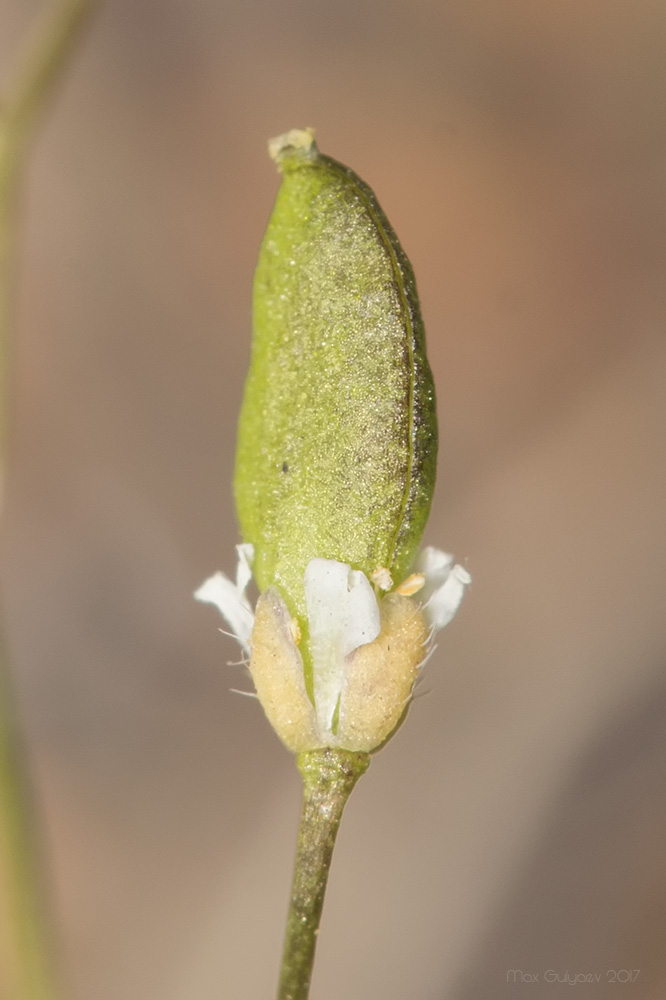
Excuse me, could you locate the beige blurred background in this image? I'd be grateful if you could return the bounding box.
[1,1,666,998]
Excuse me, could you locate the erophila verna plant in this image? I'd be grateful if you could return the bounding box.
[196,128,470,1000]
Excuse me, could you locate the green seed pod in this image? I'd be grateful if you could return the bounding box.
[235,128,437,628]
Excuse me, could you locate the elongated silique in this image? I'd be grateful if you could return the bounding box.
[234,129,438,630]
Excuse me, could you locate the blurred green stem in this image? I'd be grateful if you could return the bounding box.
[278,748,370,1000]
[0,0,95,407]
[0,2,96,998]
[0,658,55,1000]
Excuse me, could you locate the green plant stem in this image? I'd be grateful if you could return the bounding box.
[278,747,370,1000]
[0,3,97,998]
[0,0,96,446]
[0,649,56,1000]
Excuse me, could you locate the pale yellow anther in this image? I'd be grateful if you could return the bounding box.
[371,567,393,591]
[290,617,302,645]
[396,572,426,597]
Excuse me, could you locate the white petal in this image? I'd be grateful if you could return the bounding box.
[235,543,254,596]
[423,563,471,631]
[417,546,455,599]
[194,571,254,652]
[304,558,381,733]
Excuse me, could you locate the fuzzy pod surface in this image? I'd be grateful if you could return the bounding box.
[235,128,437,624]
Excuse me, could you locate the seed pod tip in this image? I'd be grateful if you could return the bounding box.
[268,127,318,170]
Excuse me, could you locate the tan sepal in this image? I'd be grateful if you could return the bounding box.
[336,593,429,752]
[248,589,322,753]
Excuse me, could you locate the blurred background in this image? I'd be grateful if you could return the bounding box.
[1,1,665,997]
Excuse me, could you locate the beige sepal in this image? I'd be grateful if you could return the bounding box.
[248,588,429,755]
[248,589,322,753]
[336,593,429,752]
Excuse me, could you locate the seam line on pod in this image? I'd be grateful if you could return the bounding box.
[322,157,417,574]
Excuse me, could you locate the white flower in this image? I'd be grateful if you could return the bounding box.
[194,543,255,653]
[195,546,470,752]
[416,546,471,630]
[304,559,381,734]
